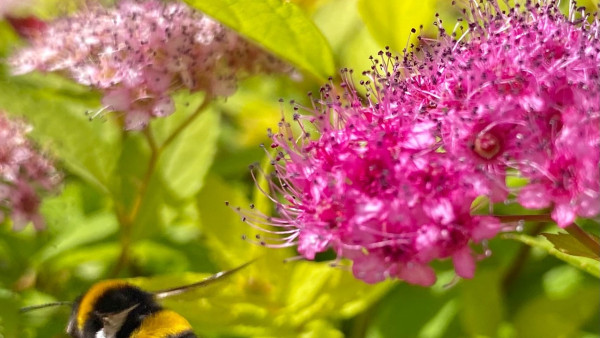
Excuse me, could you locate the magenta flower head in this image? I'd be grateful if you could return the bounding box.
[233,71,501,286]
[410,1,600,227]
[9,0,288,130]
[0,112,61,230]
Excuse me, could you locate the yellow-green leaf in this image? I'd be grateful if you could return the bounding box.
[503,233,600,278]
[357,0,437,54]
[541,233,600,260]
[184,0,335,81]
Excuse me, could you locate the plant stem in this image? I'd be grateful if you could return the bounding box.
[161,95,212,150]
[494,214,554,223]
[111,128,160,277]
[111,98,212,276]
[564,223,600,256]
[494,214,600,256]
[127,128,161,222]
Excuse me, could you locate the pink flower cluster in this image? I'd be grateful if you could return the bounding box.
[425,1,600,227]
[235,1,600,285]
[0,112,60,230]
[10,0,288,130]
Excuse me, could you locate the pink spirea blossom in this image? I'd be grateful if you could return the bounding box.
[9,0,288,130]
[403,1,600,227]
[234,74,501,286]
[0,112,60,230]
[235,0,600,285]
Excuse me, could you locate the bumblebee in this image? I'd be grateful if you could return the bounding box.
[21,261,253,338]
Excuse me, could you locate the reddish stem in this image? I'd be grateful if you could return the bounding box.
[494,214,554,223]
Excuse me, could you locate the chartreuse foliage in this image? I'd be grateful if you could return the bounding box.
[184,0,335,81]
[357,0,437,54]
[0,0,599,337]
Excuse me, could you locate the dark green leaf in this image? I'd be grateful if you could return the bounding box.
[366,281,460,338]
[183,0,335,81]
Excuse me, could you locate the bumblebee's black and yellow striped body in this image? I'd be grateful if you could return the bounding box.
[21,261,253,337]
[66,280,196,338]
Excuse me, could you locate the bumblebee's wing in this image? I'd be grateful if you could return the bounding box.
[20,301,73,313]
[153,259,255,299]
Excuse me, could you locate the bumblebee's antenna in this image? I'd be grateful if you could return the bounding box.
[20,301,73,313]
[154,259,256,299]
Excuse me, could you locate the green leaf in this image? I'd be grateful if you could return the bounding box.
[357,0,437,53]
[0,288,20,338]
[459,270,504,336]
[48,243,120,280]
[0,70,120,194]
[313,0,381,76]
[366,282,460,338]
[281,261,392,331]
[541,232,600,260]
[158,106,221,199]
[503,233,600,278]
[183,0,335,81]
[197,174,266,267]
[32,182,117,265]
[419,299,460,338]
[542,265,585,299]
[513,285,599,338]
[299,320,344,338]
[131,240,190,274]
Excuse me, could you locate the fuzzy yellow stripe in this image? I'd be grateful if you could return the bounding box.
[77,280,129,330]
[130,309,193,337]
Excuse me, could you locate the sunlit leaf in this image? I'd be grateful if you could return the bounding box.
[357,0,437,53]
[285,262,392,322]
[541,233,600,260]
[299,320,344,338]
[184,0,335,81]
[158,105,220,199]
[196,174,255,267]
[313,0,380,76]
[503,233,600,278]
[0,69,120,194]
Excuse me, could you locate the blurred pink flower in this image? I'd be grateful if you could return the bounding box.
[0,112,61,230]
[9,0,288,130]
[0,0,32,19]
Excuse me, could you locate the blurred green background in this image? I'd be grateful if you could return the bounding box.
[0,0,598,337]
